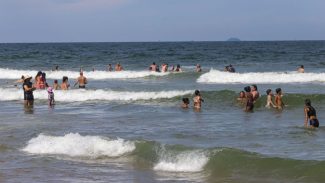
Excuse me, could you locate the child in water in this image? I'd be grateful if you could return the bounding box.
[193,90,204,109]
[275,88,285,110]
[47,87,55,106]
[304,99,319,128]
[265,89,276,108]
[181,98,190,108]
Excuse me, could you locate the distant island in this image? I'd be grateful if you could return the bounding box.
[227,37,241,42]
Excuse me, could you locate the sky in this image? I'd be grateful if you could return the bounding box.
[0,0,324,42]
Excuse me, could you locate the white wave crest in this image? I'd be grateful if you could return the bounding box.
[0,68,169,80]
[22,133,135,158]
[197,69,325,84]
[154,150,209,172]
[0,88,192,102]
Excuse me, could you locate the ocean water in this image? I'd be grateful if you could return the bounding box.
[0,41,325,183]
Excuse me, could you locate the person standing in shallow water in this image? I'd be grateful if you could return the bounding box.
[74,72,87,89]
[304,99,319,128]
[244,86,254,112]
[193,90,204,109]
[23,75,36,107]
[61,76,70,90]
[275,88,285,110]
[251,84,259,102]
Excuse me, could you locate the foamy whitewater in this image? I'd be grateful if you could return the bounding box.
[154,150,209,172]
[0,68,169,80]
[0,88,192,102]
[197,69,325,84]
[22,133,135,158]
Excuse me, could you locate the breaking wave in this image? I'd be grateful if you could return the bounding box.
[0,68,169,80]
[0,88,192,102]
[197,69,325,84]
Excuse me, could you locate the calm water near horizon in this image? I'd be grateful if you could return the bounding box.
[0,41,325,182]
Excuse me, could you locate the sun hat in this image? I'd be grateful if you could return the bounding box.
[23,75,32,81]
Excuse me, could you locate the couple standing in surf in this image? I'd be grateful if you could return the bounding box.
[237,84,260,112]
[181,90,204,110]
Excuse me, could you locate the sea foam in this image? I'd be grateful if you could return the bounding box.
[197,69,325,84]
[0,68,169,80]
[22,133,135,158]
[154,150,209,172]
[0,88,192,102]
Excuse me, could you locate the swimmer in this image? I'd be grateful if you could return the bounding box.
[53,80,60,90]
[265,89,276,108]
[149,62,157,72]
[181,98,190,108]
[108,64,113,71]
[193,90,204,109]
[74,72,87,89]
[304,99,319,128]
[47,87,55,106]
[237,91,246,104]
[170,65,175,72]
[175,64,182,72]
[244,86,254,112]
[161,63,168,72]
[115,63,123,71]
[196,64,202,72]
[228,64,235,73]
[275,88,285,110]
[52,65,59,71]
[251,84,260,102]
[61,76,70,90]
[298,65,305,73]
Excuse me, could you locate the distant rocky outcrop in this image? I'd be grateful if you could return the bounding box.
[227,37,241,42]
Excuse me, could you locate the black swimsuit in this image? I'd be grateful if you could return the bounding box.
[23,82,34,101]
[307,106,319,127]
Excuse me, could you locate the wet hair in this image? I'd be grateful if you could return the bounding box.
[21,75,25,79]
[153,62,156,65]
[266,89,272,95]
[182,98,190,104]
[276,88,282,94]
[54,80,58,84]
[62,76,68,83]
[305,99,311,106]
[300,65,304,68]
[244,86,251,92]
[239,91,245,97]
[177,64,181,68]
[252,84,257,90]
[194,90,200,96]
[36,71,42,77]
[42,72,46,81]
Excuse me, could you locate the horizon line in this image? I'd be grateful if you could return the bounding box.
[0,39,325,44]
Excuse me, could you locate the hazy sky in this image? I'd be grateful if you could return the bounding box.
[0,0,324,42]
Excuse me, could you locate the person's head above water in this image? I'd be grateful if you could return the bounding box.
[276,88,282,94]
[244,86,251,92]
[54,80,58,84]
[182,98,190,104]
[62,76,68,83]
[300,65,304,69]
[194,90,200,96]
[251,84,258,91]
[305,99,311,106]
[266,89,272,95]
[80,72,83,76]
[152,62,156,65]
[239,91,245,98]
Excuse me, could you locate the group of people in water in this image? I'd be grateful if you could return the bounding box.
[19,63,319,128]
